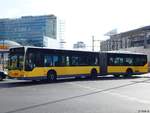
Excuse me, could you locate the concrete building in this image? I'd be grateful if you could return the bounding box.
[0,15,60,48]
[73,41,86,50]
[100,26,150,61]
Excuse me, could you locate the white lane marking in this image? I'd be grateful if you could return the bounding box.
[68,82,150,104]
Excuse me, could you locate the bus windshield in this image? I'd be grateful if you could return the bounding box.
[9,47,24,70]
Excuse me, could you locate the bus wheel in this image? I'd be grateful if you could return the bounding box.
[125,69,133,77]
[47,71,57,82]
[90,69,97,79]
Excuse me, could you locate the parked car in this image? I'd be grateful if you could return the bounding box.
[0,70,7,81]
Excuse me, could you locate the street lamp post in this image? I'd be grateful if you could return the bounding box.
[92,36,94,51]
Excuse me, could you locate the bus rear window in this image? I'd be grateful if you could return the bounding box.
[134,55,147,66]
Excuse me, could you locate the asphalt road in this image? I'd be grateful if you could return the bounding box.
[0,75,150,113]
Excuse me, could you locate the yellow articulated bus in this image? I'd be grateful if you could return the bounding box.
[8,47,148,81]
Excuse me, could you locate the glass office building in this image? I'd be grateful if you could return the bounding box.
[0,15,57,47]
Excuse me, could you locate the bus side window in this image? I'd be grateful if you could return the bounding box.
[61,56,66,66]
[79,56,88,66]
[114,57,120,65]
[125,57,133,66]
[114,57,124,66]
[71,56,79,66]
[44,55,53,67]
[53,56,59,66]
[66,56,70,66]
[90,55,98,66]
[109,57,114,65]
[135,56,146,66]
[19,55,24,69]
[25,53,35,71]
[141,56,147,65]
[95,57,98,65]
[36,53,43,67]
[60,56,70,66]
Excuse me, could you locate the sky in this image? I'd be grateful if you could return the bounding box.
[0,0,150,49]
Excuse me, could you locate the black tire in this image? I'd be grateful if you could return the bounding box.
[47,71,57,82]
[124,69,133,77]
[90,69,97,79]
